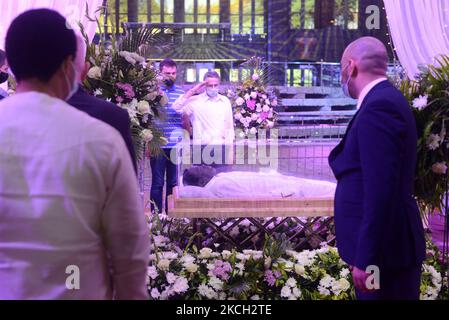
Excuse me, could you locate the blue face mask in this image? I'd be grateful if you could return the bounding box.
[206,87,219,98]
[341,64,353,98]
[64,62,79,101]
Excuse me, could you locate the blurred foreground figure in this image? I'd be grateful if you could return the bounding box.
[0,9,149,300]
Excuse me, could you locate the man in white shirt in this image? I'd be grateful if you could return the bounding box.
[0,9,149,300]
[173,71,235,167]
[173,71,235,145]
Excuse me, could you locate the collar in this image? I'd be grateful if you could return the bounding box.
[201,91,225,102]
[356,77,388,109]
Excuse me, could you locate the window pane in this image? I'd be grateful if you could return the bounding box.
[230,69,239,82]
[305,0,315,29]
[165,0,174,14]
[347,0,359,29]
[231,15,240,34]
[151,0,161,14]
[198,0,208,14]
[241,68,250,79]
[199,68,209,80]
[164,14,174,23]
[242,15,252,34]
[291,0,301,13]
[185,0,194,14]
[186,68,197,82]
[214,69,221,77]
[210,14,219,24]
[243,0,252,15]
[210,0,220,15]
[254,15,264,34]
[255,0,264,14]
[230,0,240,15]
[198,14,207,23]
[151,14,161,23]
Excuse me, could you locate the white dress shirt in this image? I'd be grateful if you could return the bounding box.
[356,77,388,109]
[0,92,150,300]
[173,92,235,145]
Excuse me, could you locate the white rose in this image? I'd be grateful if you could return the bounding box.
[185,262,199,273]
[280,286,292,298]
[222,250,232,259]
[137,100,151,114]
[294,264,306,276]
[236,97,245,106]
[157,259,170,271]
[87,66,102,79]
[199,248,213,259]
[141,129,154,142]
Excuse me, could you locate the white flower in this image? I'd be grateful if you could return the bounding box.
[172,277,189,294]
[198,284,217,299]
[157,259,170,271]
[234,112,242,120]
[292,287,302,298]
[244,93,251,100]
[141,129,154,142]
[250,295,260,300]
[147,266,158,280]
[185,262,199,273]
[249,127,257,135]
[236,97,245,106]
[295,264,306,276]
[318,287,331,296]
[209,276,224,291]
[235,263,245,271]
[264,257,272,269]
[199,248,213,259]
[280,286,292,298]
[250,91,258,99]
[286,278,297,288]
[427,134,442,150]
[250,113,258,121]
[137,100,151,114]
[221,250,232,259]
[153,235,169,248]
[150,288,161,299]
[87,66,102,79]
[412,95,428,110]
[262,105,270,112]
[252,74,260,81]
[432,162,448,175]
[166,272,177,284]
[266,120,274,129]
[340,268,350,278]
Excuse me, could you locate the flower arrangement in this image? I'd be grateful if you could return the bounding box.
[400,55,449,213]
[146,213,448,300]
[228,57,278,138]
[79,15,168,159]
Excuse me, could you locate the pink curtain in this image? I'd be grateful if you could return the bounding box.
[0,0,104,50]
[384,0,449,79]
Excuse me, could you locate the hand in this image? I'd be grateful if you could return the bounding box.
[351,266,377,293]
[189,82,206,95]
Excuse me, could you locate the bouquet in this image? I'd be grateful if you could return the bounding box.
[80,9,168,160]
[400,55,449,213]
[228,57,278,138]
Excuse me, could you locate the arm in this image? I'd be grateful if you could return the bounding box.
[355,99,406,270]
[172,82,206,115]
[224,99,235,164]
[101,134,150,300]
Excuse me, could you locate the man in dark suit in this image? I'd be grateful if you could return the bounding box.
[67,35,137,172]
[328,37,426,300]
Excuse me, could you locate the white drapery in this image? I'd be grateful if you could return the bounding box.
[0,0,104,50]
[384,0,449,79]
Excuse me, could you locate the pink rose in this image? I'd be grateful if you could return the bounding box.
[247,99,256,110]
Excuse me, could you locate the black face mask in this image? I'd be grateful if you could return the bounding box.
[164,79,174,87]
[0,72,8,84]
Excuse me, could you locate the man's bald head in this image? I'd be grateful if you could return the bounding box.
[342,37,388,76]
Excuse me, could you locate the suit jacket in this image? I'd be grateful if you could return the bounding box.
[68,87,137,172]
[328,80,426,270]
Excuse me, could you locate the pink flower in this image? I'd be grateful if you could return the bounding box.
[264,270,276,286]
[432,162,448,175]
[252,74,260,81]
[115,95,124,103]
[116,82,135,99]
[247,99,256,110]
[259,112,269,121]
